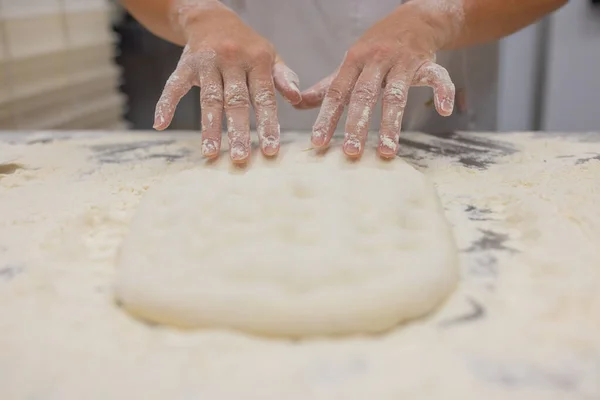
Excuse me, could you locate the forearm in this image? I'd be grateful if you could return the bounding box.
[405,0,568,50]
[119,0,223,46]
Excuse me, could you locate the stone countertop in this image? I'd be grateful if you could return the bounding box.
[0,130,599,399]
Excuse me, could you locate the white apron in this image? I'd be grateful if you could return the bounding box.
[222,0,498,133]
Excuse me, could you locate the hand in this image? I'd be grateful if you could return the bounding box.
[153,0,301,163]
[296,2,457,159]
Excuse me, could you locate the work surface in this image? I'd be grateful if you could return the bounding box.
[0,130,599,399]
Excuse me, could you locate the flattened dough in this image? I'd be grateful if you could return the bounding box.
[115,141,459,337]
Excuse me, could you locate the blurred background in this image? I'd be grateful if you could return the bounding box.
[0,0,597,132]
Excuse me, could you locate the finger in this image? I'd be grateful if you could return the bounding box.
[294,71,336,110]
[412,61,455,116]
[154,63,195,130]
[379,69,411,158]
[299,53,345,110]
[343,66,384,158]
[272,59,301,106]
[222,68,251,163]
[199,66,224,158]
[248,64,280,156]
[311,63,361,148]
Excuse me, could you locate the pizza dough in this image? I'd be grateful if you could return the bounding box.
[114,141,459,337]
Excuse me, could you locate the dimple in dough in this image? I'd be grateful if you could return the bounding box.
[114,141,459,338]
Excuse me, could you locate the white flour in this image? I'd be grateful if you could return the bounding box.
[0,131,599,399]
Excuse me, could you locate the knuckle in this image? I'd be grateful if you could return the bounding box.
[370,44,394,62]
[215,40,243,59]
[414,64,436,82]
[448,81,456,93]
[226,96,250,109]
[201,84,223,107]
[352,84,378,104]
[253,88,276,108]
[325,86,346,103]
[248,47,274,65]
[415,62,455,91]
[346,43,394,64]
[166,66,188,84]
[180,48,216,69]
[383,83,408,106]
[202,95,223,108]
[225,86,250,109]
[345,47,363,64]
[163,77,191,97]
[175,59,195,76]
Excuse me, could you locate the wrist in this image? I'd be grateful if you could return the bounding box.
[399,0,464,51]
[168,0,226,33]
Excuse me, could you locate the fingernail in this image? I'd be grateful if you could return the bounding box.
[201,138,217,156]
[288,86,302,106]
[153,114,165,130]
[286,92,301,105]
[380,136,398,155]
[261,135,279,156]
[263,145,278,156]
[291,81,300,94]
[231,143,247,161]
[344,136,361,156]
[311,132,325,147]
[442,98,454,114]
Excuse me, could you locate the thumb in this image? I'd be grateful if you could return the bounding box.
[273,57,302,106]
[293,71,336,110]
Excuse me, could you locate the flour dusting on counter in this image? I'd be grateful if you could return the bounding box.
[0,131,599,399]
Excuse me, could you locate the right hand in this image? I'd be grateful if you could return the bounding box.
[154,0,301,163]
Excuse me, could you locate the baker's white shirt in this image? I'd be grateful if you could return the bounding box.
[223,0,498,133]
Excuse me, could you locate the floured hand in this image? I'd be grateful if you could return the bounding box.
[154,0,301,163]
[296,0,459,159]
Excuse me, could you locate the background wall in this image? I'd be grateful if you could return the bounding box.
[497,22,546,132]
[497,0,600,132]
[541,0,600,131]
[2,1,598,132]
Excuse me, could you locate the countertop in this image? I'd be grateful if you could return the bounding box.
[0,130,599,399]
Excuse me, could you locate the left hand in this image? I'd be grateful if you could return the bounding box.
[295,2,457,159]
